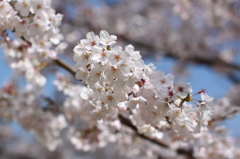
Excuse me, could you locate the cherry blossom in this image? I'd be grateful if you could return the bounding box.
[80,31,100,50]
[99,30,117,46]
[14,0,31,16]
[174,81,192,99]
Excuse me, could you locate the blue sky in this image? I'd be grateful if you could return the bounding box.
[0,48,12,85]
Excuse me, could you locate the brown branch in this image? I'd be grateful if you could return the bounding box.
[211,109,239,122]
[54,57,77,75]
[118,115,168,148]
[54,57,195,159]
[118,115,195,158]
[227,73,240,84]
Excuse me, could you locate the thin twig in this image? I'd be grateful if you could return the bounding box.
[118,115,195,159]
[55,57,77,76]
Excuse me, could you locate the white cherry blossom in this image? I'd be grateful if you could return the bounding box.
[174,80,192,99]
[14,0,31,16]
[73,46,90,67]
[80,31,100,50]
[200,92,214,112]
[109,46,130,66]
[30,0,51,13]
[0,1,16,32]
[99,30,117,46]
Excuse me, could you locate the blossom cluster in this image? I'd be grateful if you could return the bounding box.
[0,0,66,87]
[73,30,214,141]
